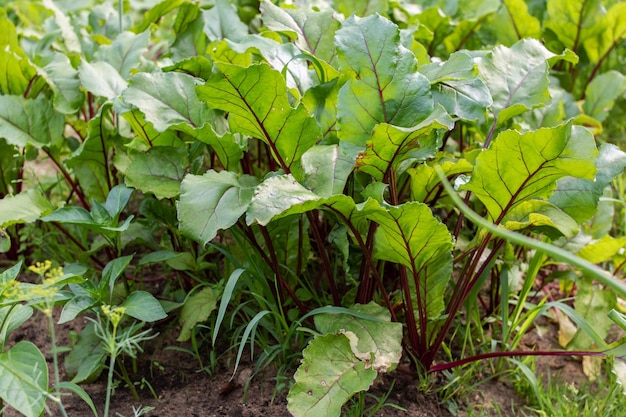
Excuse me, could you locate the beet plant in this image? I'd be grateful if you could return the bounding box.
[0,0,625,416]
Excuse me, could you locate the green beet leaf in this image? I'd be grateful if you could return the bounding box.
[287,334,377,417]
[0,341,48,417]
[40,53,84,114]
[463,121,597,222]
[578,235,626,265]
[357,105,453,182]
[94,30,150,79]
[333,0,388,17]
[199,63,320,171]
[122,71,209,132]
[123,147,189,199]
[502,200,579,238]
[0,95,64,148]
[202,0,248,42]
[545,0,605,53]
[260,0,340,64]
[486,0,541,46]
[178,170,258,245]
[550,143,626,223]
[78,60,128,101]
[300,143,360,198]
[478,39,559,124]
[421,52,492,121]
[314,302,402,373]
[123,109,184,150]
[408,158,473,204]
[370,202,453,322]
[177,286,218,342]
[335,14,433,145]
[194,123,245,171]
[582,70,626,123]
[583,2,626,63]
[0,189,53,228]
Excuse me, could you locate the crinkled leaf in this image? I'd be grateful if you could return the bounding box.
[550,143,626,223]
[421,52,492,121]
[583,2,626,63]
[356,105,453,181]
[502,200,579,238]
[487,0,541,46]
[369,202,453,321]
[314,302,402,373]
[202,0,248,42]
[463,122,597,222]
[79,61,128,100]
[0,95,64,148]
[583,71,626,123]
[335,14,433,145]
[301,144,360,197]
[0,189,53,228]
[247,175,318,226]
[123,290,167,322]
[94,30,150,79]
[177,286,218,342]
[478,39,557,124]
[122,71,209,131]
[260,0,340,64]
[123,147,188,199]
[545,0,605,52]
[178,170,258,245]
[287,334,377,417]
[199,63,320,169]
[0,341,48,417]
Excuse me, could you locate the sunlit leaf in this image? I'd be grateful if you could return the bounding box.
[486,0,541,46]
[79,60,128,101]
[545,0,605,53]
[0,190,53,228]
[0,96,64,148]
[464,121,597,222]
[583,2,626,63]
[94,30,150,78]
[301,144,360,197]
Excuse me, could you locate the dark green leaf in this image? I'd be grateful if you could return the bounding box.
[123,291,167,322]
[335,14,433,145]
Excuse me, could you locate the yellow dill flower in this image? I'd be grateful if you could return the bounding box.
[28,260,52,276]
[44,267,64,285]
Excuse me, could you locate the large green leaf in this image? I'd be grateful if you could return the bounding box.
[583,71,626,123]
[0,96,64,148]
[314,303,402,373]
[123,109,184,150]
[583,2,626,63]
[477,39,559,124]
[178,170,258,245]
[335,14,433,146]
[122,71,209,132]
[421,52,492,121]
[357,105,453,182]
[123,147,188,199]
[260,0,340,64]
[0,341,48,417]
[550,143,626,223]
[545,0,605,53]
[198,63,320,170]
[369,202,453,321]
[463,122,597,222]
[287,334,377,417]
[0,189,53,228]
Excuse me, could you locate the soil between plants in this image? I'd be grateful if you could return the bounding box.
[6,309,589,417]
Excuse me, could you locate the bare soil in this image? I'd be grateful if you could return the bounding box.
[6,309,590,417]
